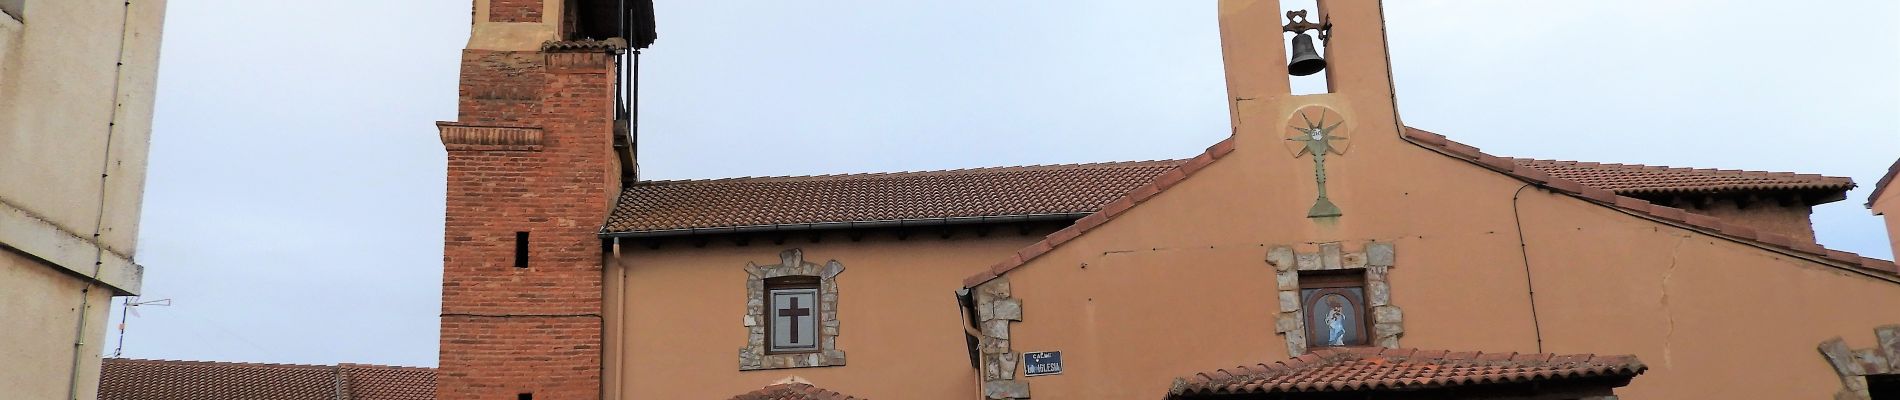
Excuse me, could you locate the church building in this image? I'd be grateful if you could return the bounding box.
[434,1,1900,398]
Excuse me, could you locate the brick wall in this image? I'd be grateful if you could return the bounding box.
[438,46,618,400]
[489,0,544,23]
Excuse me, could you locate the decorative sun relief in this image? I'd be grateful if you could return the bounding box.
[1284,105,1352,218]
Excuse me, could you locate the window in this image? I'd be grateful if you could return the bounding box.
[765,275,821,354]
[513,231,529,268]
[740,249,846,370]
[1300,270,1369,348]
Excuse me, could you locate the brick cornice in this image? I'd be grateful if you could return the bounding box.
[437,122,543,151]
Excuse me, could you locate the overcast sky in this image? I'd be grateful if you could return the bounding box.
[118,1,1898,367]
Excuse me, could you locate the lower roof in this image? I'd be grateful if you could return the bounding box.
[1166,347,1645,398]
[99,358,434,400]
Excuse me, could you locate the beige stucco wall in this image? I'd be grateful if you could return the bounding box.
[984,1,1900,398]
[607,233,1048,399]
[0,0,163,294]
[0,248,112,400]
[0,0,164,399]
[1875,183,1900,260]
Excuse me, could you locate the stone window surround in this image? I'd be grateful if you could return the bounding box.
[1267,241,1401,356]
[1818,325,1900,399]
[740,249,846,371]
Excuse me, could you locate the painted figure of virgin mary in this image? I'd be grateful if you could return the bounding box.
[1324,300,1347,346]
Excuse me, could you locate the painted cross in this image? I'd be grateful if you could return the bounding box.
[778,297,811,343]
[1285,105,1350,218]
[768,288,819,351]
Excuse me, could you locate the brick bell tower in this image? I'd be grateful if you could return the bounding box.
[436,0,653,399]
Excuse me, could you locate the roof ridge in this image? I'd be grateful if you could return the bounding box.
[634,159,1187,185]
[104,358,339,369]
[1512,158,1855,183]
[337,363,437,371]
[1406,127,1897,278]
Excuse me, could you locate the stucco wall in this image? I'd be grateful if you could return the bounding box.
[0,0,163,398]
[0,248,112,400]
[980,1,1900,398]
[1875,185,1900,260]
[608,232,1047,399]
[0,0,163,294]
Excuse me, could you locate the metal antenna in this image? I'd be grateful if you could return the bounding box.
[110,297,171,358]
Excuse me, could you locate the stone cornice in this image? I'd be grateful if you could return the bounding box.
[0,197,142,295]
[437,122,543,152]
[541,38,628,53]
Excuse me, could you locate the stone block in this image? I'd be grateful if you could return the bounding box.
[1276,271,1299,291]
[1368,281,1390,306]
[1367,242,1395,267]
[1879,325,1900,371]
[1283,330,1306,356]
[1342,252,1367,269]
[984,279,1012,299]
[821,260,845,279]
[990,298,1023,321]
[1821,337,1865,376]
[997,353,1017,376]
[1275,312,1300,333]
[1373,305,1403,324]
[1321,243,1343,269]
[743,315,758,327]
[1278,290,1300,313]
[1296,253,1321,271]
[1268,246,1296,271]
[744,262,763,277]
[984,380,1030,399]
[1857,349,1890,375]
[985,320,1011,339]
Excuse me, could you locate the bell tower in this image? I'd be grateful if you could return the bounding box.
[436,0,652,399]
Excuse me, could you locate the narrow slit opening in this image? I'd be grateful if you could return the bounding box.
[514,231,530,269]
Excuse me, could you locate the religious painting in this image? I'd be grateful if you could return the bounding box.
[765,276,821,354]
[1300,272,1368,348]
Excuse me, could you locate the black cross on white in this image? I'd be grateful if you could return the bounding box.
[777,296,812,344]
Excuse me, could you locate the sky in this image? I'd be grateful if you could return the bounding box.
[117,1,1898,367]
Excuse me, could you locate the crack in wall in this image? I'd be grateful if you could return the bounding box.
[1659,234,1687,368]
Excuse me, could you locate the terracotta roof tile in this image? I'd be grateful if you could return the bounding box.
[1514,158,1854,197]
[1403,127,1899,279]
[1165,348,1645,398]
[99,358,434,400]
[603,160,1185,235]
[605,134,1853,237]
[729,382,864,400]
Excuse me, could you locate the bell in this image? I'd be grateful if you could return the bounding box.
[1287,32,1326,76]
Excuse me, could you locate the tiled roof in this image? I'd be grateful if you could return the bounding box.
[99,358,434,400]
[1403,128,1899,278]
[1514,158,1854,198]
[729,382,864,400]
[963,129,1896,288]
[1165,347,1645,398]
[603,160,1186,235]
[605,137,1856,237]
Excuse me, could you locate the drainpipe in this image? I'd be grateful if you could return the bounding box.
[68,1,137,399]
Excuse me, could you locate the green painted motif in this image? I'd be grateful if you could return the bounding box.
[1288,111,1346,218]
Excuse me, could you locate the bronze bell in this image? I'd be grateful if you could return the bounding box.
[1287,32,1326,76]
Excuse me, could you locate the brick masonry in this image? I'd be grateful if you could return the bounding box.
[489,0,544,23]
[438,41,622,400]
